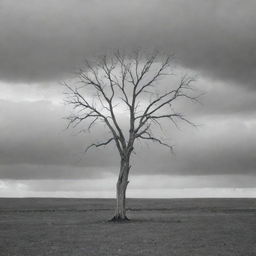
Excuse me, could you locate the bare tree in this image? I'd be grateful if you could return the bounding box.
[64,50,199,221]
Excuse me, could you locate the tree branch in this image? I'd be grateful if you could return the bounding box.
[85,137,115,152]
[136,131,174,152]
[64,50,200,159]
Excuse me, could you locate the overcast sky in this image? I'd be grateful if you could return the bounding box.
[0,0,255,197]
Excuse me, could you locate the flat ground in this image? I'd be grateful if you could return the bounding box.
[0,198,255,256]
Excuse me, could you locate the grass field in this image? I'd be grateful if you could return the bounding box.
[0,198,255,256]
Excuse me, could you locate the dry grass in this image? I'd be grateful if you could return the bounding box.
[0,198,255,256]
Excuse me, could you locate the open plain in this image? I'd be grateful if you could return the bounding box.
[0,198,255,256]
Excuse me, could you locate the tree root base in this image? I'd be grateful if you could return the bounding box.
[109,215,130,222]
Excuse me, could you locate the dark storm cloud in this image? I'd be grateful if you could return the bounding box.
[0,99,120,179]
[135,117,256,176]
[181,80,256,117]
[0,0,256,88]
[0,0,255,183]
[0,98,255,179]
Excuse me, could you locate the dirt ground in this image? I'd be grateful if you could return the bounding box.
[0,198,255,256]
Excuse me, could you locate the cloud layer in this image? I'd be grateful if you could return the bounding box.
[0,85,255,179]
[0,1,255,196]
[0,0,256,88]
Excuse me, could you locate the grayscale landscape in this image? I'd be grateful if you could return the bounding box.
[0,0,256,255]
[1,198,255,256]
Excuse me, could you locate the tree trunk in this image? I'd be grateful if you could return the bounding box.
[111,159,130,221]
